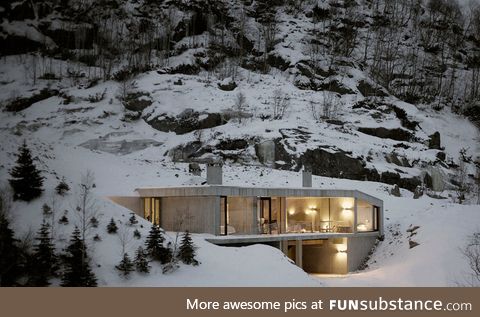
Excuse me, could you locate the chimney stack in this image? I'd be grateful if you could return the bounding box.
[206,163,223,185]
[302,170,312,187]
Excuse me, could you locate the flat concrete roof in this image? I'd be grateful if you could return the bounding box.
[135,185,383,206]
[206,231,380,245]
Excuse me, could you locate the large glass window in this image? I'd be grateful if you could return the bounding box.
[143,197,160,225]
[285,197,354,233]
[356,200,378,232]
[219,196,256,235]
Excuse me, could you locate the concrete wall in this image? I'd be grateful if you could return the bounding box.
[161,196,218,234]
[347,235,378,272]
[107,196,142,216]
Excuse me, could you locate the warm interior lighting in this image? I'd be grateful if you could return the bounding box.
[288,209,295,215]
[341,199,354,210]
[357,224,367,231]
[336,244,347,253]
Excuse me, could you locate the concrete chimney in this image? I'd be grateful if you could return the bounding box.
[206,163,223,185]
[302,170,312,187]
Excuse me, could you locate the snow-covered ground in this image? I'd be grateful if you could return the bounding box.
[0,54,479,286]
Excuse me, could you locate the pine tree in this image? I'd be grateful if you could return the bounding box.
[30,221,58,286]
[144,225,172,264]
[134,247,150,273]
[115,253,134,278]
[58,215,69,225]
[133,229,141,239]
[8,140,44,201]
[90,217,99,228]
[55,178,70,196]
[177,231,199,266]
[107,218,118,234]
[128,213,138,225]
[61,227,97,287]
[0,213,22,286]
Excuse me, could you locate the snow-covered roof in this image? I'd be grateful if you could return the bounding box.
[135,185,383,206]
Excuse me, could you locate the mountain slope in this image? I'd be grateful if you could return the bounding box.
[0,0,479,286]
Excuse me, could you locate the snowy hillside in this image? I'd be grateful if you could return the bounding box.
[1,0,480,286]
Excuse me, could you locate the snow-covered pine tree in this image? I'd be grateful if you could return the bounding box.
[61,227,97,287]
[177,231,199,266]
[107,217,118,234]
[55,178,70,196]
[134,246,150,273]
[8,140,44,201]
[133,228,141,239]
[128,213,138,225]
[29,221,58,286]
[115,253,134,278]
[58,214,69,225]
[0,212,22,286]
[145,224,172,264]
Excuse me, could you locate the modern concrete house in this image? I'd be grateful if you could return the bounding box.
[110,164,383,274]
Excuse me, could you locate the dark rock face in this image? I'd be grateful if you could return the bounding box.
[189,162,202,176]
[463,104,480,126]
[390,184,401,197]
[380,171,421,191]
[413,186,423,199]
[273,139,298,170]
[423,173,433,189]
[218,81,237,91]
[0,35,43,56]
[296,63,314,78]
[267,53,291,71]
[319,79,355,95]
[428,131,441,150]
[6,89,59,112]
[40,24,96,49]
[123,93,152,112]
[357,80,388,97]
[325,119,344,125]
[166,64,200,75]
[385,152,411,167]
[409,240,420,249]
[391,105,418,130]
[169,141,205,162]
[217,139,248,151]
[436,151,446,161]
[358,127,413,142]
[9,1,35,20]
[145,109,227,134]
[301,148,368,180]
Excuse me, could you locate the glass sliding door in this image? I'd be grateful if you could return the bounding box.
[143,197,161,226]
[259,197,273,234]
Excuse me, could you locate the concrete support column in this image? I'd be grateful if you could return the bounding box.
[281,197,287,233]
[295,239,303,268]
[253,197,259,234]
[213,196,221,235]
[353,197,358,234]
[280,240,288,255]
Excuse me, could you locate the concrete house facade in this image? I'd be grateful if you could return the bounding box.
[110,164,383,274]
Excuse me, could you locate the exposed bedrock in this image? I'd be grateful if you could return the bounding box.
[145,108,228,135]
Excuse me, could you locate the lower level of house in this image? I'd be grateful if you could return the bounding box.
[207,233,378,274]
